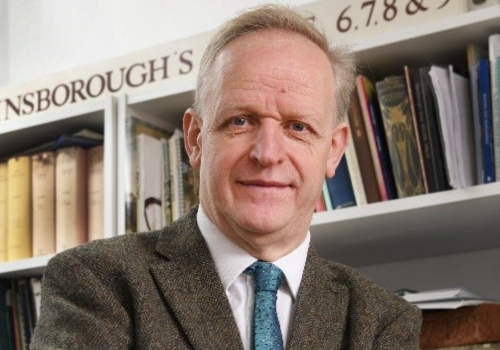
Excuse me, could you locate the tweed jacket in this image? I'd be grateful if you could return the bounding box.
[31,207,421,349]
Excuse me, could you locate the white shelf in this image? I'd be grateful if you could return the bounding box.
[311,182,500,267]
[0,254,54,278]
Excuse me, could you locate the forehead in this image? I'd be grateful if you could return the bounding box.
[208,29,335,112]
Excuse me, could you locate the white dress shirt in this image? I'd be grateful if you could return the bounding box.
[197,207,310,350]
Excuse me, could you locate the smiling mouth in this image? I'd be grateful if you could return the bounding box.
[238,179,291,188]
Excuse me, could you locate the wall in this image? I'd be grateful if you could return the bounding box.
[0,0,8,87]
[3,0,313,88]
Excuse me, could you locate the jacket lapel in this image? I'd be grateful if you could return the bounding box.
[149,209,244,350]
[288,247,350,350]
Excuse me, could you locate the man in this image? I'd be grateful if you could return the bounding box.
[31,4,421,350]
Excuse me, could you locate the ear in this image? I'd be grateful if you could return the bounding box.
[183,108,203,170]
[325,122,349,178]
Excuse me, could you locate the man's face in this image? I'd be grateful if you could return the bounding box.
[184,29,347,260]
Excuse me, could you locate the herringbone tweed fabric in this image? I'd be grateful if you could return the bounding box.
[31,206,421,350]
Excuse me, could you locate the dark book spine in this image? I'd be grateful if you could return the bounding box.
[410,68,439,193]
[348,97,381,203]
[478,59,495,183]
[325,155,356,209]
[420,67,451,192]
[367,98,398,200]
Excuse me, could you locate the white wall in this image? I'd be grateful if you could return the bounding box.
[3,0,314,88]
[0,0,8,87]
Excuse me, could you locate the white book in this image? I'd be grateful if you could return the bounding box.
[344,123,367,205]
[168,129,183,221]
[136,134,164,232]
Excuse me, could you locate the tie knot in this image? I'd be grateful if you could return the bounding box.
[245,261,284,293]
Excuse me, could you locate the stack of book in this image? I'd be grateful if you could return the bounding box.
[315,33,500,213]
[0,129,104,262]
[401,288,500,349]
[124,116,199,234]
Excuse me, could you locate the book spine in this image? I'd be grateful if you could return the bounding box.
[87,145,104,240]
[326,155,356,209]
[7,156,32,261]
[376,75,425,198]
[344,129,367,206]
[348,95,381,203]
[356,76,389,201]
[0,163,7,262]
[169,130,182,221]
[405,66,429,193]
[420,67,451,192]
[410,68,438,193]
[161,138,172,225]
[31,152,56,256]
[55,147,88,252]
[478,59,495,183]
[490,34,500,181]
[322,180,333,211]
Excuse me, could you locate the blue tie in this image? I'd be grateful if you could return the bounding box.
[245,261,285,350]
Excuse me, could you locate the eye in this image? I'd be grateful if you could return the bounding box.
[291,122,306,132]
[231,117,247,126]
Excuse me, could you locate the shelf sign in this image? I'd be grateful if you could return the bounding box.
[301,0,467,43]
[0,32,212,123]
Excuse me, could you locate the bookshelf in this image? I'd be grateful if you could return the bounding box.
[1,5,499,300]
[0,97,118,277]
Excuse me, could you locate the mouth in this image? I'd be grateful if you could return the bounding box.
[238,179,292,188]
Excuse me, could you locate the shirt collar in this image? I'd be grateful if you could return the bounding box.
[197,206,310,299]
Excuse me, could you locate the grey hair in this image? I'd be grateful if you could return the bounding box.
[193,4,357,124]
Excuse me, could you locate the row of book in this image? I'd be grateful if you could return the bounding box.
[124,116,199,234]
[316,33,500,211]
[0,130,104,262]
[0,277,41,350]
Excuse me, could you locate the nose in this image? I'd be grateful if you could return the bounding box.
[249,120,286,166]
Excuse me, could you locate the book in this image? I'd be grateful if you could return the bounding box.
[161,138,172,225]
[325,155,356,209]
[375,75,426,198]
[55,146,88,252]
[428,65,475,188]
[322,180,333,211]
[404,66,429,193]
[168,129,183,221]
[449,67,476,188]
[31,152,56,256]
[136,134,164,232]
[408,67,439,193]
[356,75,397,201]
[478,59,495,183]
[344,125,367,206]
[347,96,380,203]
[29,277,42,323]
[419,67,451,192]
[7,156,32,261]
[87,145,104,240]
[489,34,500,181]
[420,304,500,349]
[0,162,7,262]
[179,137,199,217]
[124,116,171,233]
[466,44,488,184]
[0,280,12,350]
